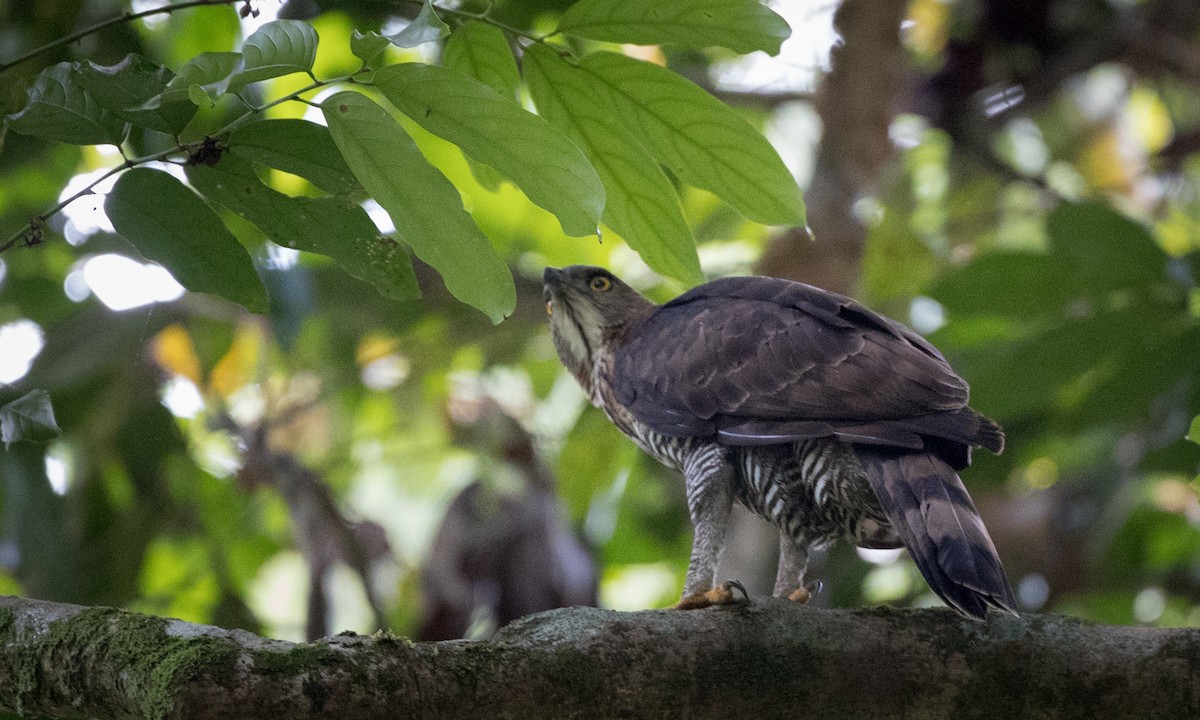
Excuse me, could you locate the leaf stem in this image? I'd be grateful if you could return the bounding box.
[0,0,245,74]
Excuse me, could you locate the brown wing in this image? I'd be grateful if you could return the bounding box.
[611,276,1002,457]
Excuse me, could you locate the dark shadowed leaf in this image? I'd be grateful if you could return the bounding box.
[186,154,419,301]
[76,54,196,134]
[524,44,701,284]
[1047,201,1167,295]
[442,21,520,102]
[104,168,267,312]
[555,0,791,55]
[579,52,804,226]
[0,390,62,448]
[228,20,318,92]
[228,119,360,195]
[321,91,514,323]
[374,63,604,237]
[6,63,126,145]
[386,1,450,48]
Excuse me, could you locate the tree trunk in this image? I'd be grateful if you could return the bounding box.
[2,595,1197,720]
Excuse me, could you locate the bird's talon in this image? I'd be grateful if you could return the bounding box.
[675,580,750,610]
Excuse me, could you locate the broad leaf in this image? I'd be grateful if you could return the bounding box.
[104,168,268,312]
[229,119,360,195]
[443,21,520,101]
[186,154,419,301]
[6,62,126,145]
[0,390,61,448]
[580,52,804,226]
[321,91,515,323]
[374,63,604,237]
[1188,415,1200,445]
[76,54,197,135]
[350,30,392,67]
[555,0,791,56]
[154,52,242,106]
[524,45,701,284]
[386,1,450,48]
[1047,201,1167,296]
[228,20,318,92]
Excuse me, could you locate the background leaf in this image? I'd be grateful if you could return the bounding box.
[0,390,62,448]
[555,0,791,55]
[374,63,604,237]
[155,52,242,106]
[186,154,419,301]
[385,1,450,48]
[6,63,126,145]
[524,44,701,284]
[321,91,514,323]
[350,30,391,67]
[104,168,268,312]
[442,21,520,102]
[228,20,318,92]
[228,119,361,195]
[580,52,804,226]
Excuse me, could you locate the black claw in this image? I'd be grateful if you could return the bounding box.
[806,579,824,597]
[723,579,749,602]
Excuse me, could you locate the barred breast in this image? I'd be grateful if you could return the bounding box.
[733,439,901,548]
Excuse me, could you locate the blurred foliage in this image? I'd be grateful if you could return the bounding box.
[0,0,1198,642]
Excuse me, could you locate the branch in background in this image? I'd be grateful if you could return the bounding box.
[2,595,1198,719]
[0,0,247,74]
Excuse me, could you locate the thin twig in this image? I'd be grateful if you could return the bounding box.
[0,72,354,255]
[0,0,244,74]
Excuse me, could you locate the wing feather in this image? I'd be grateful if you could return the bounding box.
[612,276,996,452]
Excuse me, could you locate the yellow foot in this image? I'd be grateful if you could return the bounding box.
[675,580,749,610]
[786,580,823,605]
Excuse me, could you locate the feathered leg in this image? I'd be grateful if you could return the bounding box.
[773,532,816,603]
[675,446,741,609]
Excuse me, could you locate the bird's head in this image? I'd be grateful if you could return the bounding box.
[543,265,654,386]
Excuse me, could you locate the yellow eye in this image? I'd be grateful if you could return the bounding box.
[590,276,612,292]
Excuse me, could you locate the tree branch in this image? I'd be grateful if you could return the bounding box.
[0,0,245,74]
[2,595,1198,720]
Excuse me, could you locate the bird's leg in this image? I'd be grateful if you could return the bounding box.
[774,532,816,603]
[674,451,739,610]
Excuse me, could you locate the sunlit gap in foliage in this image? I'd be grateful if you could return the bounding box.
[161,376,205,419]
[711,1,835,93]
[43,442,75,496]
[1018,573,1050,611]
[908,296,946,334]
[0,320,45,384]
[67,254,185,311]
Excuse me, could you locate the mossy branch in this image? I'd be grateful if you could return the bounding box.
[2,594,1199,720]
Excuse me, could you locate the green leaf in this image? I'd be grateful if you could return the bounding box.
[6,62,126,145]
[0,390,61,448]
[228,20,318,92]
[524,45,701,284]
[1047,201,1167,295]
[385,1,450,48]
[186,154,419,301]
[228,119,360,195]
[321,91,514,322]
[555,0,791,55]
[442,21,520,101]
[76,53,196,135]
[157,52,242,106]
[104,168,268,312]
[374,63,604,237]
[580,52,803,226]
[1188,415,1200,445]
[350,30,391,67]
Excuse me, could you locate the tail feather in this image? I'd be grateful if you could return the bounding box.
[857,448,1017,619]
